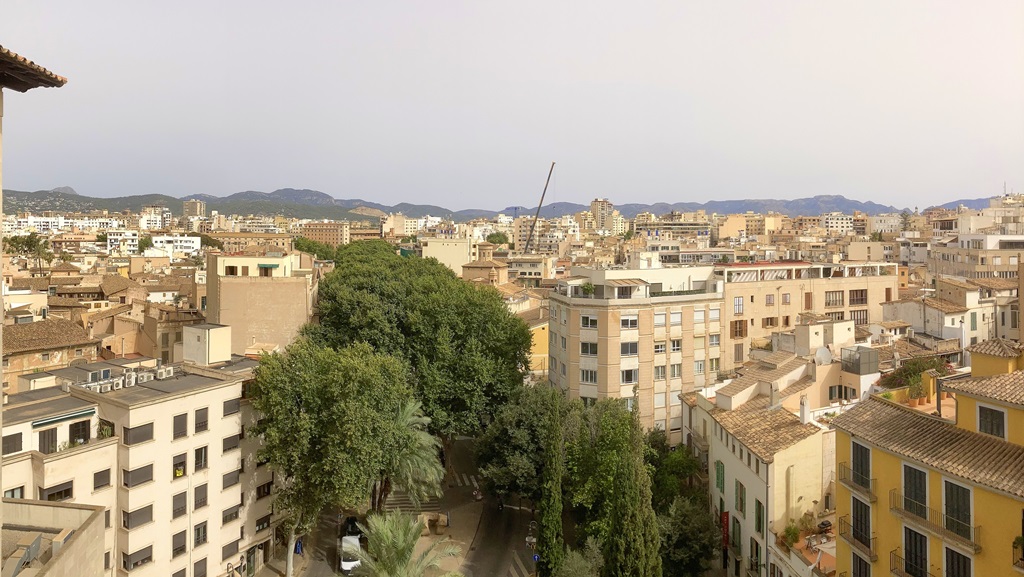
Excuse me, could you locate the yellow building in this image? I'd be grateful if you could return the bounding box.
[832,371,1024,577]
[965,337,1024,378]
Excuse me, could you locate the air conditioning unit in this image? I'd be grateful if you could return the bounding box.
[99,384,111,393]
[138,373,154,383]
[156,368,169,379]
[124,372,137,387]
[112,377,124,390]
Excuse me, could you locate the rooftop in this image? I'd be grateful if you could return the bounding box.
[965,338,1024,359]
[4,393,95,427]
[0,44,67,92]
[889,297,970,314]
[832,396,1024,499]
[3,318,97,354]
[941,370,1024,407]
[710,395,821,463]
[969,277,1018,291]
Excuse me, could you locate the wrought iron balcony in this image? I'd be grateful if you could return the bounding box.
[890,549,938,577]
[838,462,877,502]
[888,489,981,553]
[838,515,877,561]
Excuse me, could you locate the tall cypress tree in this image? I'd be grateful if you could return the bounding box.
[537,389,565,576]
[601,410,662,577]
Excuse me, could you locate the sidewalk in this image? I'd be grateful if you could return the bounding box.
[418,497,485,576]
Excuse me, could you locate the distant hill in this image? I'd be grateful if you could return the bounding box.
[933,197,994,211]
[7,186,976,222]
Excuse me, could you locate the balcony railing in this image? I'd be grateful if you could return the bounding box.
[1015,541,1024,570]
[838,516,877,561]
[691,430,710,452]
[838,462,876,502]
[728,540,741,559]
[889,550,938,577]
[888,489,982,552]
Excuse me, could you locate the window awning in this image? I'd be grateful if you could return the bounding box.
[257,264,279,269]
[32,408,95,428]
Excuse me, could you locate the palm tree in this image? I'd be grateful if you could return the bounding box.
[355,512,461,577]
[371,400,444,514]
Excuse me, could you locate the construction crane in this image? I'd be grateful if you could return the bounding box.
[521,162,556,254]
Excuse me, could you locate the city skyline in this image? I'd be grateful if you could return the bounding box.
[1,1,1022,209]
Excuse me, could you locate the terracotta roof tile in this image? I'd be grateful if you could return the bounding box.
[966,338,1024,359]
[942,370,1024,406]
[968,278,1018,291]
[832,397,1024,499]
[3,318,96,354]
[0,45,67,92]
[710,396,821,463]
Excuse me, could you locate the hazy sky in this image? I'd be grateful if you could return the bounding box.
[2,1,1022,210]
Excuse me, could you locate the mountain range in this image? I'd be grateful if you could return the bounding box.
[1,187,996,222]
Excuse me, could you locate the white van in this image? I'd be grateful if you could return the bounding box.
[340,535,361,574]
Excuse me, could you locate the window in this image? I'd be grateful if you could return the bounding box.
[709,334,720,347]
[194,558,207,577]
[654,313,666,326]
[223,469,240,489]
[94,469,111,490]
[755,500,764,535]
[195,408,208,433]
[105,509,110,528]
[223,434,240,453]
[223,398,241,416]
[620,342,638,356]
[765,294,774,306]
[621,315,638,329]
[762,317,778,328]
[222,540,240,561]
[825,290,844,307]
[173,453,187,479]
[709,358,720,372]
[849,289,868,306]
[194,522,208,546]
[944,480,972,540]
[41,481,73,502]
[581,315,598,329]
[694,310,706,324]
[222,505,241,524]
[41,353,50,362]
[654,366,666,381]
[69,420,90,444]
[122,504,153,529]
[257,481,273,500]
[123,464,154,487]
[730,320,747,338]
[903,464,927,518]
[904,526,927,577]
[172,530,187,558]
[561,336,566,350]
[715,460,724,492]
[851,441,871,490]
[173,492,187,518]
[580,369,597,384]
[851,497,871,550]
[579,342,597,356]
[826,311,845,321]
[255,514,271,532]
[173,413,188,439]
[195,483,208,509]
[693,336,705,350]
[106,552,112,571]
[3,487,23,499]
[851,552,870,577]
[671,339,681,352]
[735,343,744,363]
[978,405,1005,438]
[195,446,208,471]
[735,480,746,517]
[670,364,681,378]
[670,312,682,325]
[654,342,666,354]
[945,547,971,577]
[38,428,57,454]
[123,423,154,445]
[620,369,638,384]
[850,309,868,326]
[733,296,744,314]
[122,546,152,571]
[694,360,705,375]
[782,293,791,305]
[2,433,22,455]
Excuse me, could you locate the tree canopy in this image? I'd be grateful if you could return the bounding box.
[294,236,338,260]
[658,496,720,577]
[486,231,509,245]
[308,241,532,442]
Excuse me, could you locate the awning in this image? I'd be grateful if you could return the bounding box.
[606,278,649,286]
[257,264,279,269]
[33,408,95,428]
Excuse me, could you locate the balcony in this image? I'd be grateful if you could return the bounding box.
[838,516,877,561]
[744,567,760,577]
[888,489,981,553]
[728,540,741,559]
[1015,540,1024,571]
[690,430,710,452]
[889,550,938,577]
[838,462,876,502]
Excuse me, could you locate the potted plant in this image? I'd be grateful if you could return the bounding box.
[908,375,925,407]
[580,282,595,297]
[783,521,800,548]
[881,392,893,400]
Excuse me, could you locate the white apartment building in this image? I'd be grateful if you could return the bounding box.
[1,327,276,577]
[107,230,141,255]
[139,206,173,231]
[819,212,854,235]
[152,235,202,257]
[866,213,903,235]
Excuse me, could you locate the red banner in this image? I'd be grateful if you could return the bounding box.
[721,512,729,548]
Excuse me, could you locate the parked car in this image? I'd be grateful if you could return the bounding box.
[339,535,361,574]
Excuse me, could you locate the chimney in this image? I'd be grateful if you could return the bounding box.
[800,395,811,425]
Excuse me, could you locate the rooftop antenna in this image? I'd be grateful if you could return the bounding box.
[522,162,556,254]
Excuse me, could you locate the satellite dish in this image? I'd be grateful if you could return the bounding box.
[815,347,833,366]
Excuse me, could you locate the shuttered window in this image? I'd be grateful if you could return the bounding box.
[123,423,153,445]
[2,433,22,455]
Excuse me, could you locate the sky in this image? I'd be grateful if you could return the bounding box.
[2,1,1023,210]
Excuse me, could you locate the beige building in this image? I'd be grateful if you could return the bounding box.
[549,266,723,443]
[301,221,350,247]
[206,249,318,354]
[182,200,206,218]
[718,261,899,370]
[206,232,292,253]
[3,318,100,392]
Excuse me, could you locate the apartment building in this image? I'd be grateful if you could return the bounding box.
[206,233,292,253]
[867,214,903,235]
[820,213,855,235]
[107,230,141,255]
[301,221,350,247]
[182,200,206,218]
[512,216,579,255]
[718,261,899,370]
[151,235,201,257]
[3,318,100,391]
[548,265,723,442]
[929,234,1024,279]
[206,249,317,355]
[832,364,1024,577]
[380,213,420,239]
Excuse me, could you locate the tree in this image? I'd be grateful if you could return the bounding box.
[537,387,566,576]
[622,230,635,241]
[138,235,153,252]
[476,385,559,502]
[486,231,509,245]
[198,233,223,250]
[355,512,462,577]
[95,232,108,245]
[554,538,603,577]
[310,241,532,453]
[900,209,912,231]
[294,236,337,260]
[370,400,445,514]
[600,408,661,577]
[645,429,699,514]
[659,496,720,577]
[250,340,412,577]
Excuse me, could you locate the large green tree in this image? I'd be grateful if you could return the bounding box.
[537,387,566,576]
[485,231,509,245]
[294,236,338,260]
[645,429,699,514]
[250,340,412,577]
[370,400,445,514]
[309,241,531,450]
[355,512,462,577]
[659,496,720,577]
